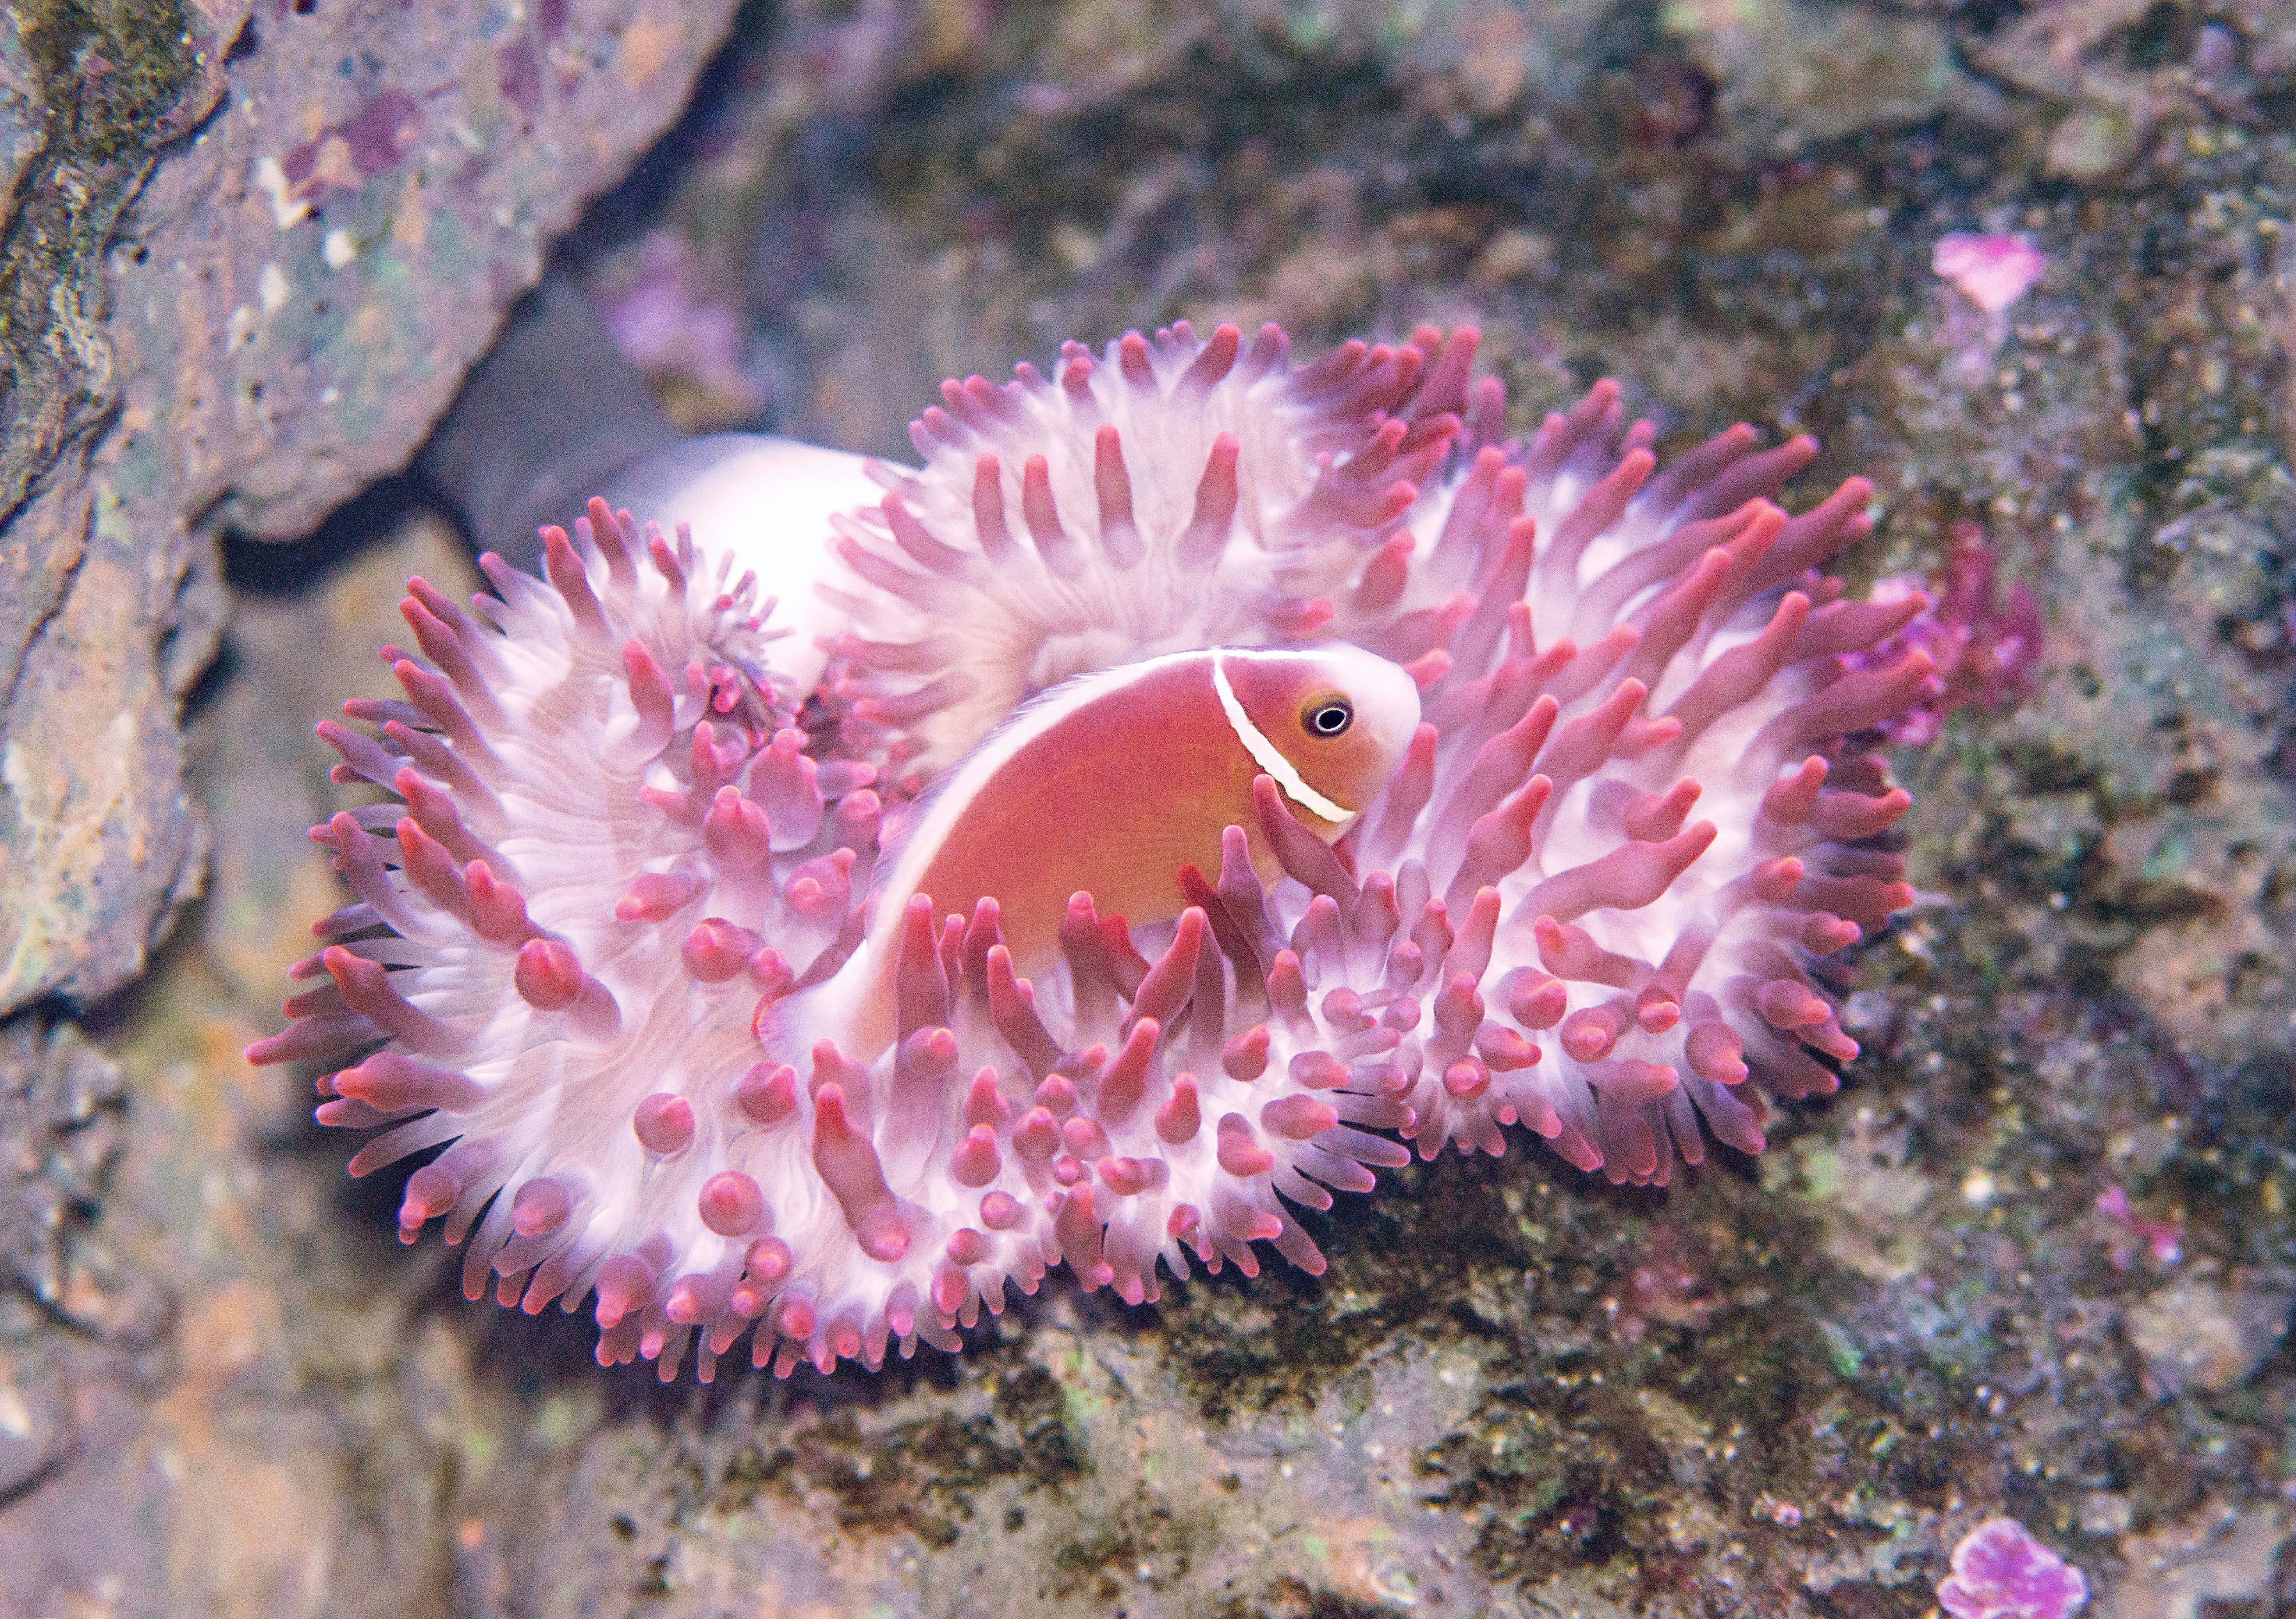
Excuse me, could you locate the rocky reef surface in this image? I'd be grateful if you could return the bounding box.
[4,0,2294,1615]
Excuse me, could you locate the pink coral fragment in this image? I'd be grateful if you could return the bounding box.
[1932,232,2049,315]
[1938,1517,2089,1619]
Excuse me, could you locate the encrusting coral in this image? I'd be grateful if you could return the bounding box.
[249,323,1930,1381]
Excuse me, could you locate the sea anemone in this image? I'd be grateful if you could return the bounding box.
[1857,520,2042,746]
[249,322,1929,1381]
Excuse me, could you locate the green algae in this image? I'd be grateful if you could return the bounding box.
[0,0,207,523]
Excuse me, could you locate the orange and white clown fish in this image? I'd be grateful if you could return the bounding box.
[828,644,1422,1050]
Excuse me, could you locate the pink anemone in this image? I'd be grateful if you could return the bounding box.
[249,323,1928,1381]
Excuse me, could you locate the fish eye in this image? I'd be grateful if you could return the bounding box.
[1303,697,1354,738]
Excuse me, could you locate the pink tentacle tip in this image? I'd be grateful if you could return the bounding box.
[698,1171,765,1236]
[632,1093,696,1156]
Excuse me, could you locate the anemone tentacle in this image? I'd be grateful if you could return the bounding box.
[823,320,1484,790]
[250,501,887,1376]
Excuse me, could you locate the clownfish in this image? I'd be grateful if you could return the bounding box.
[825,644,1421,1055]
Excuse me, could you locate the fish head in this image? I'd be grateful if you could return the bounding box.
[1214,643,1421,825]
